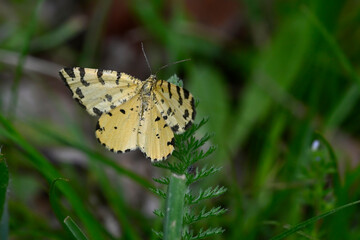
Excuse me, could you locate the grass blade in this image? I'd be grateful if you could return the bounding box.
[64,216,89,240]
[270,199,360,240]
[0,114,106,239]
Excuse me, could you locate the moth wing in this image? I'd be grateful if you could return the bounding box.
[59,67,142,116]
[137,95,175,161]
[153,80,196,134]
[95,95,141,153]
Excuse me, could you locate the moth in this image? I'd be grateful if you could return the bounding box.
[59,67,196,161]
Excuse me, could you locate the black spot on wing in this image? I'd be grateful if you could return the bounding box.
[171,124,179,132]
[110,104,116,109]
[167,108,172,116]
[191,103,196,120]
[75,87,84,99]
[163,116,168,120]
[97,69,105,85]
[190,96,195,108]
[167,82,172,99]
[93,107,102,116]
[146,152,172,162]
[176,86,183,105]
[59,71,72,93]
[95,122,101,131]
[183,88,190,99]
[105,94,112,102]
[185,121,193,130]
[155,116,160,122]
[79,67,90,86]
[120,109,126,114]
[107,112,112,116]
[125,149,131,152]
[64,68,75,78]
[116,71,121,85]
[163,123,168,128]
[183,109,189,119]
[59,70,67,82]
[167,137,175,146]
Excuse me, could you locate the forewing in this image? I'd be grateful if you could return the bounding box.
[95,95,141,153]
[59,67,142,116]
[137,95,175,161]
[153,80,196,134]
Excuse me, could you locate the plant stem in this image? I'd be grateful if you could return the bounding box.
[163,173,187,240]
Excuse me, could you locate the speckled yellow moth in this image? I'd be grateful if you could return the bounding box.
[59,67,195,161]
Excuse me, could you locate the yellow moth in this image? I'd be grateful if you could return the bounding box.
[59,67,196,161]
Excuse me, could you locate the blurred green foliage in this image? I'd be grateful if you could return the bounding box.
[1,0,360,239]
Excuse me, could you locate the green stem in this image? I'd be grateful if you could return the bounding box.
[163,173,187,240]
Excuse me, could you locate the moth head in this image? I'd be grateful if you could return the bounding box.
[148,74,157,82]
[143,75,157,95]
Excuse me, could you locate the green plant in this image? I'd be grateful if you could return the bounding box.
[151,116,227,240]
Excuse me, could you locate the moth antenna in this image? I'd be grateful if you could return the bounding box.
[155,58,191,76]
[141,42,152,75]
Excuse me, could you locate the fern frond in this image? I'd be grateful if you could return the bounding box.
[186,166,222,185]
[153,209,165,218]
[149,187,167,199]
[152,229,163,239]
[153,177,170,185]
[183,227,226,240]
[186,186,227,205]
[184,206,228,225]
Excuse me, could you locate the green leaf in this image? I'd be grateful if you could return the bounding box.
[185,186,227,205]
[153,209,165,218]
[186,166,222,185]
[149,187,167,199]
[152,177,170,185]
[184,206,227,225]
[64,216,89,240]
[183,227,226,240]
[167,74,183,87]
[49,178,70,227]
